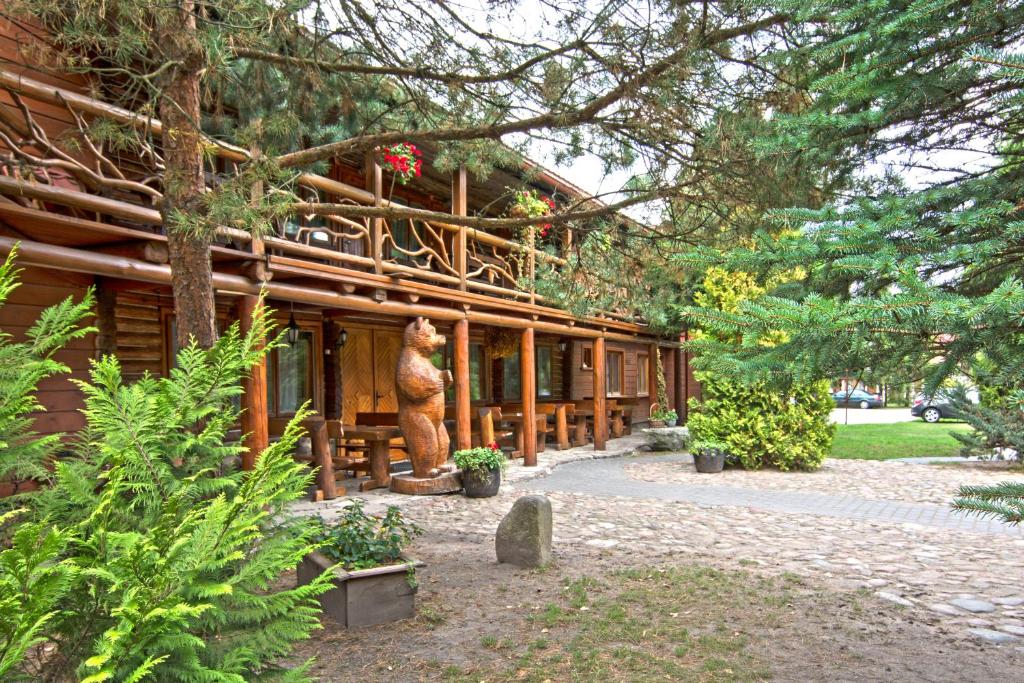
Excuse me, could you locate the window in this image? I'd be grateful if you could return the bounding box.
[581,345,593,370]
[469,343,486,401]
[439,341,488,402]
[268,330,314,416]
[637,353,649,396]
[606,350,624,396]
[503,351,521,400]
[537,346,552,397]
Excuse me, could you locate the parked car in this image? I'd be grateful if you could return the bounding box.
[911,389,979,423]
[831,389,884,409]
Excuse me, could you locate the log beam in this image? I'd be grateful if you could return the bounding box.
[453,164,468,291]
[521,327,538,466]
[238,295,269,470]
[454,318,472,451]
[593,336,607,450]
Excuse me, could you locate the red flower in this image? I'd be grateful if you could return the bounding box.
[488,441,500,451]
[543,196,555,209]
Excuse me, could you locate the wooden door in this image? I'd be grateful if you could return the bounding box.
[372,331,402,412]
[341,328,375,423]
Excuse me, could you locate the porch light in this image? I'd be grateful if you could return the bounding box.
[335,327,349,348]
[286,313,301,345]
[558,339,569,353]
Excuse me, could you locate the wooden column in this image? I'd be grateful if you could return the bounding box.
[452,165,468,291]
[673,345,684,418]
[365,152,384,275]
[521,327,537,466]
[323,319,342,420]
[454,318,472,451]
[94,278,117,358]
[648,342,659,412]
[593,336,607,450]
[239,295,269,470]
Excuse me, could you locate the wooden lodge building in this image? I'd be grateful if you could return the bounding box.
[0,18,697,497]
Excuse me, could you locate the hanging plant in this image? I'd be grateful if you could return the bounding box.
[380,143,423,184]
[507,188,555,239]
[484,326,519,359]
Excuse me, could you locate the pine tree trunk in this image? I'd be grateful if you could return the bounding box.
[158,2,217,350]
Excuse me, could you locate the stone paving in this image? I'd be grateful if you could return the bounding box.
[625,456,1024,506]
[294,438,1024,646]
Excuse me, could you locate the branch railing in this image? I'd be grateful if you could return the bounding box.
[0,67,565,303]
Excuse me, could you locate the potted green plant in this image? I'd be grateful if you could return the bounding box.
[691,438,729,473]
[454,442,506,498]
[651,407,679,428]
[298,500,423,628]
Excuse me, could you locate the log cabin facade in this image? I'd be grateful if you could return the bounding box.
[0,17,698,495]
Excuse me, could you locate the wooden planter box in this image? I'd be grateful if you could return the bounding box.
[298,551,424,628]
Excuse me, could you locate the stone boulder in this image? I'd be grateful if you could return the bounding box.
[642,426,690,452]
[495,495,552,568]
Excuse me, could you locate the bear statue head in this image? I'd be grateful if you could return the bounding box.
[404,316,446,354]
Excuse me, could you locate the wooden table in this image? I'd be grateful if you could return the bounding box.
[498,413,547,456]
[547,402,572,450]
[573,408,593,447]
[343,425,403,491]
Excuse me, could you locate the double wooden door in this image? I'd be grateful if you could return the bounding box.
[340,328,403,423]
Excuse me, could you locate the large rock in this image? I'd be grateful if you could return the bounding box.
[642,426,690,452]
[496,495,552,568]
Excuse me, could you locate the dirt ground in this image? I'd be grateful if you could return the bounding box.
[289,525,1024,682]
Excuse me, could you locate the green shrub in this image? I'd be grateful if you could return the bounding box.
[688,376,835,471]
[314,500,422,570]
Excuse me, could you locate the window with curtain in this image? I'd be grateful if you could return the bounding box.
[268,330,313,416]
[537,346,552,397]
[607,350,624,396]
[503,351,521,400]
[637,353,649,396]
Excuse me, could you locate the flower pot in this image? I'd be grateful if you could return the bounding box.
[693,450,726,473]
[462,465,501,498]
[297,551,424,628]
[664,418,678,427]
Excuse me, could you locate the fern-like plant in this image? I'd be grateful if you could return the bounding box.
[0,250,332,681]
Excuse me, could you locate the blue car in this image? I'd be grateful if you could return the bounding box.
[831,389,884,409]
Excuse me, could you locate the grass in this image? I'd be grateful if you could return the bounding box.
[831,421,973,460]
[430,566,800,682]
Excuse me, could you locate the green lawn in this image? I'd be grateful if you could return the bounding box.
[831,421,973,460]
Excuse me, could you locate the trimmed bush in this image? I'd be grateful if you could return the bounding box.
[688,375,835,471]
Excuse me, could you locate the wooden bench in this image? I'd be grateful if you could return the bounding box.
[498,403,549,454]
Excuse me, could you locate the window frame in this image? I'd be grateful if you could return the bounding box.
[581,345,593,370]
[267,317,322,418]
[637,352,650,397]
[606,350,625,397]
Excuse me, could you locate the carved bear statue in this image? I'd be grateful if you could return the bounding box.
[396,317,453,478]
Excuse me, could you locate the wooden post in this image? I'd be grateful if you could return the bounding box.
[452,165,468,291]
[521,327,537,465]
[365,152,383,275]
[593,336,607,450]
[308,418,338,500]
[673,345,684,417]
[239,295,269,470]
[454,318,472,450]
[648,342,659,413]
[94,278,117,358]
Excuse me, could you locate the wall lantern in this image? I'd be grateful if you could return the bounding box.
[335,327,349,348]
[558,339,569,353]
[286,303,301,345]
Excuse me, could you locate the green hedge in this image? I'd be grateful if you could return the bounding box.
[687,376,835,471]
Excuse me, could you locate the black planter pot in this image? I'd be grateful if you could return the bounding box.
[693,449,726,473]
[462,465,501,497]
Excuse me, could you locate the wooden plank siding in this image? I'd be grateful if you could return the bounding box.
[0,265,94,435]
[570,339,661,422]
